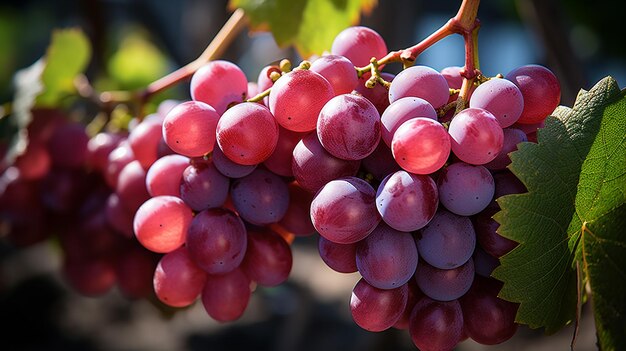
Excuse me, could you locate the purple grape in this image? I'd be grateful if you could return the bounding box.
[437,162,495,216]
[230,168,289,225]
[318,235,358,273]
[179,160,229,211]
[415,259,475,301]
[212,145,257,178]
[409,297,464,351]
[470,78,524,128]
[417,210,476,269]
[350,278,408,332]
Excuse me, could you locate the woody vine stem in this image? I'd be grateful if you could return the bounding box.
[95,0,482,119]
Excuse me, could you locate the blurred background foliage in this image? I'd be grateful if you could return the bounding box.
[0,0,623,350]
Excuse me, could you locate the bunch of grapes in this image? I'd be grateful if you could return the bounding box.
[123,23,561,348]
[0,109,159,299]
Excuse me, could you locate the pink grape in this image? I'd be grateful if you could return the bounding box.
[380,97,437,147]
[153,246,207,307]
[440,66,464,89]
[388,65,450,108]
[116,160,150,213]
[216,102,279,165]
[391,117,450,174]
[128,119,162,170]
[461,276,519,345]
[179,160,229,211]
[318,235,358,273]
[190,60,248,114]
[133,195,193,253]
[105,141,135,189]
[186,208,247,274]
[292,132,360,194]
[331,26,388,67]
[310,54,359,94]
[269,69,334,132]
[263,126,304,177]
[409,297,464,351]
[437,162,495,216]
[350,278,408,332]
[417,209,476,269]
[310,177,380,244]
[415,259,475,301]
[448,107,504,165]
[162,100,220,157]
[317,93,381,160]
[201,268,251,322]
[277,181,316,236]
[240,230,293,286]
[376,170,439,231]
[230,168,289,225]
[393,279,424,330]
[86,132,123,173]
[356,223,418,289]
[145,154,190,197]
[470,78,524,128]
[505,64,561,124]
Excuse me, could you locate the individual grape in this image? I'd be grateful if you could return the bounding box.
[153,246,207,307]
[380,97,437,147]
[179,160,229,211]
[269,69,334,132]
[276,181,316,236]
[186,208,247,274]
[310,54,359,94]
[361,141,401,181]
[408,297,464,351]
[240,230,292,286]
[129,119,162,170]
[318,235,358,273]
[448,107,504,165]
[355,72,395,115]
[437,162,495,216]
[440,66,464,90]
[162,100,220,158]
[473,245,500,277]
[115,244,159,299]
[417,210,476,269]
[415,259,475,301]
[262,127,304,177]
[473,206,518,258]
[388,65,450,108]
[292,132,360,193]
[14,140,50,180]
[494,170,527,200]
[393,279,424,330]
[350,278,408,332]
[470,78,524,128]
[310,177,380,244]
[331,26,388,67]
[201,268,251,322]
[47,121,89,168]
[505,64,561,124]
[105,193,134,238]
[212,145,256,178]
[217,102,279,165]
[356,223,418,289]
[317,94,381,160]
[376,170,439,232]
[156,99,180,118]
[62,257,116,297]
[116,160,151,213]
[391,117,450,174]
[105,141,135,189]
[484,128,527,171]
[190,60,248,114]
[145,154,190,197]
[230,168,289,225]
[133,195,193,253]
[86,132,124,173]
[461,276,519,345]
[247,81,258,98]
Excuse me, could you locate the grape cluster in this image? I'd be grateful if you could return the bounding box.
[0,109,159,299]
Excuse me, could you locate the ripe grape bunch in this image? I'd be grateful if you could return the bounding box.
[129,26,558,350]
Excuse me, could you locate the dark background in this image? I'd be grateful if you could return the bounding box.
[0,0,621,350]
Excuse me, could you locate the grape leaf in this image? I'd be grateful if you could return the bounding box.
[492,77,626,349]
[1,28,90,168]
[229,0,376,58]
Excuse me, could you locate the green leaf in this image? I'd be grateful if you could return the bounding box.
[37,28,91,106]
[229,0,376,58]
[493,77,626,348]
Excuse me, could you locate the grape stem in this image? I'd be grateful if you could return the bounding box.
[356,0,481,114]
